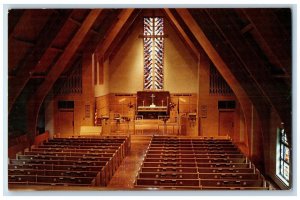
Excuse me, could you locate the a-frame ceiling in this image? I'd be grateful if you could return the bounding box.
[8,8,292,138]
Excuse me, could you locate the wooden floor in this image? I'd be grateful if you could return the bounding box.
[107,136,151,189]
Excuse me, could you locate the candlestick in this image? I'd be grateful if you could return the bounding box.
[142,100,144,107]
[162,100,164,106]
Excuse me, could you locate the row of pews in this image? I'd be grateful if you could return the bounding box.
[8,136,130,187]
[135,136,270,190]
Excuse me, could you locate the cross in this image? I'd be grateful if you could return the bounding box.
[150,94,155,105]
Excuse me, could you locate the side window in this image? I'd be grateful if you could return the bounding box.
[277,128,290,186]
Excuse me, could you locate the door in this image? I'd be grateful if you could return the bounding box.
[58,110,74,137]
[219,111,234,138]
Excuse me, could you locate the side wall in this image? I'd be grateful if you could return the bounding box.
[198,51,242,142]
[45,54,95,136]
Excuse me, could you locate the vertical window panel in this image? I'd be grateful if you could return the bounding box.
[143,17,164,90]
[277,128,290,186]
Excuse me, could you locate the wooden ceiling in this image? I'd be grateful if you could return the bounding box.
[8,8,292,137]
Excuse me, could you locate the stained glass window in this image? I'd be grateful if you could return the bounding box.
[143,17,164,90]
[277,128,290,186]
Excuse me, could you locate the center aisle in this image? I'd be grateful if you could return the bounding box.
[107,135,152,189]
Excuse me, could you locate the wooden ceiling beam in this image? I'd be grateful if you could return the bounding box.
[175,9,256,155]
[175,9,251,104]
[69,17,100,35]
[11,36,36,45]
[204,9,290,122]
[26,9,102,141]
[8,10,29,40]
[8,9,25,37]
[8,10,73,112]
[163,9,199,60]
[104,9,142,61]
[242,9,291,77]
[95,9,134,59]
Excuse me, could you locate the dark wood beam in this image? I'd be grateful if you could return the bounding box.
[95,9,134,59]
[26,9,102,141]
[29,75,46,79]
[49,46,64,52]
[9,10,73,112]
[242,9,291,77]
[175,9,251,104]
[69,17,101,35]
[240,23,253,34]
[104,9,142,61]
[204,9,290,123]
[11,36,35,45]
[8,9,25,37]
[163,8,199,60]
[175,9,258,157]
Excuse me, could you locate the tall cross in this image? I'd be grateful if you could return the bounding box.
[151,94,155,105]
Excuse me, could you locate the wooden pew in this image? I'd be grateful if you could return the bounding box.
[143,157,246,163]
[198,173,259,180]
[138,172,199,179]
[201,186,269,190]
[142,162,197,168]
[8,174,96,186]
[197,167,255,174]
[145,153,245,159]
[8,169,98,177]
[140,167,198,173]
[197,163,250,168]
[135,178,200,187]
[200,179,264,187]
[135,136,268,190]
[9,163,109,186]
[23,151,120,173]
[9,136,130,187]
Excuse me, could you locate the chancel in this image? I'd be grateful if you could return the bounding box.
[7,7,292,191]
[137,91,170,119]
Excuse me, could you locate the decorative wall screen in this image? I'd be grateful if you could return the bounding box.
[143,17,164,90]
[54,59,82,95]
[209,63,233,95]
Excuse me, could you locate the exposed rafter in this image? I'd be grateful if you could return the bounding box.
[175,9,256,156]
[8,9,25,37]
[104,9,142,61]
[163,9,199,60]
[175,9,251,104]
[242,9,291,77]
[95,9,134,59]
[204,9,290,124]
[26,9,103,141]
[8,10,73,112]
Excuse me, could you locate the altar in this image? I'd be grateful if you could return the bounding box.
[137,106,168,119]
[136,91,170,119]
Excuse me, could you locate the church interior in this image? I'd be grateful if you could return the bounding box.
[7,8,292,191]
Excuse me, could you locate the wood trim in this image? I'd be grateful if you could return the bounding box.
[98,58,104,84]
[94,53,98,85]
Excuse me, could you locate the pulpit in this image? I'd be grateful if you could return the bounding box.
[137,91,170,119]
